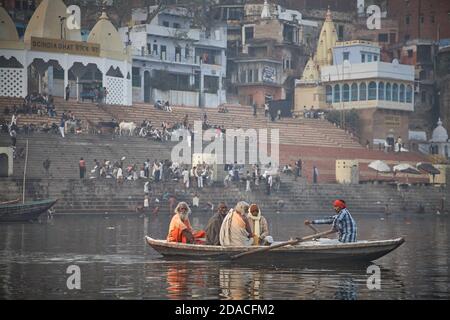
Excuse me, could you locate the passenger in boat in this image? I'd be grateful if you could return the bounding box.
[204,202,229,245]
[219,202,254,247]
[167,202,206,244]
[305,200,357,243]
[247,204,272,246]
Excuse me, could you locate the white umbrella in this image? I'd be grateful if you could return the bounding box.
[393,163,421,174]
[368,160,391,173]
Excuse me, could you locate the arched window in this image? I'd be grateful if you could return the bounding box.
[326,85,333,103]
[386,83,392,101]
[359,83,367,101]
[392,84,399,101]
[378,82,385,100]
[334,84,341,103]
[351,83,358,101]
[342,84,350,102]
[399,84,405,102]
[368,81,377,100]
[406,85,413,103]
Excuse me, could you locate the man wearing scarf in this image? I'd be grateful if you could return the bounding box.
[247,204,271,246]
[220,202,253,246]
[167,202,205,244]
[305,199,357,243]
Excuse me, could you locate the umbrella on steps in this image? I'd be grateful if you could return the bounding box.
[368,160,391,179]
[368,160,391,173]
[393,163,421,175]
[417,163,440,183]
[416,163,440,175]
[393,163,421,184]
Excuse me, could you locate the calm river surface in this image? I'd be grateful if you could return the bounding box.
[0,213,448,300]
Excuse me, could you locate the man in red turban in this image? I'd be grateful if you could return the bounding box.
[305,199,357,243]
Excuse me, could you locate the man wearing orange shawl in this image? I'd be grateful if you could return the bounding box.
[167,202,205,244]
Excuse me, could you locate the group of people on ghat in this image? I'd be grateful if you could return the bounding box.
[166,199,358,246]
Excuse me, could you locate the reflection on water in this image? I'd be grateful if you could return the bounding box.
[0,213,448,300]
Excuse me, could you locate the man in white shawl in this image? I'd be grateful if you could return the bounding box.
[219,202,253,247]
[247,204,272,246]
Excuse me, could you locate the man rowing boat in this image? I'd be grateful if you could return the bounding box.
[305,200,357,243]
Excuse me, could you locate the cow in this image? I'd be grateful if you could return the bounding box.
[119,121,137,136]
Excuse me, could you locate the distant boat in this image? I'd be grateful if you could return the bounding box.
[0,199,58,223]
[0,139,57,223]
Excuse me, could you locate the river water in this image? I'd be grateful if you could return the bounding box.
[0,213,448,300]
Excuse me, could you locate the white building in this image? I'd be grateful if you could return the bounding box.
[319,41,415,112]
[418,119,450,159]
[0,0,132,106]
[120,6,227,108]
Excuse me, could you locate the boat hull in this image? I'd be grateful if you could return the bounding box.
[0,199,57,223]
[145,236,405,265]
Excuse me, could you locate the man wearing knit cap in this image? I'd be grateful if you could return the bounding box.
[305,199,357,243]
[219,201,253,246]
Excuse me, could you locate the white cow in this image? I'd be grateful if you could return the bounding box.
[119,122,137,136]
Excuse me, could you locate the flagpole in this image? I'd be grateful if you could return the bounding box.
[22,139,29,204]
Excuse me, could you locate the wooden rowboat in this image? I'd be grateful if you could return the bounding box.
[0,199,58,223]
[145,236,405,265]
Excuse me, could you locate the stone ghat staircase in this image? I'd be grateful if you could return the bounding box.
[0,133,176,179]
[1,176,448,215]
[0,96,431,184]
[0,96,362,149]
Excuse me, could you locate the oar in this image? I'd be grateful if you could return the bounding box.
[307,224,319,234]
[230,228,336,260]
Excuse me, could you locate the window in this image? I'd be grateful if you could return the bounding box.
[132,67,141,87]
[392,84,399,101]
[240,70,246,83]
[390,33,396,44]
[248,69,253,83]
[359,83,367,100]
[386,83,392,101]
[406,85,413,103]
[374,55,378,62]
[368,55,372,62]
[351,83,358,101]
[378,82,385,100]
[185,46,190,58]
[254,69,259,82]
[162,21,170,27]
[343,52,350,61]
[160,45,167,60]
[368,82,377,100]
[405,15,410,25]
[342,84,350,102]
[400,84,405,102]
[361,54,366,63]
[420,15,424,24]
[334,84,341,103]
[173,23,181,29]
[326,85,333,103]
[431,15,435,24]
[245,26,254,41]
[407,50,413,58]
[378,33,388,42]
[152,44,158,55]
[338,25,344,41]
[175,46,181,62]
